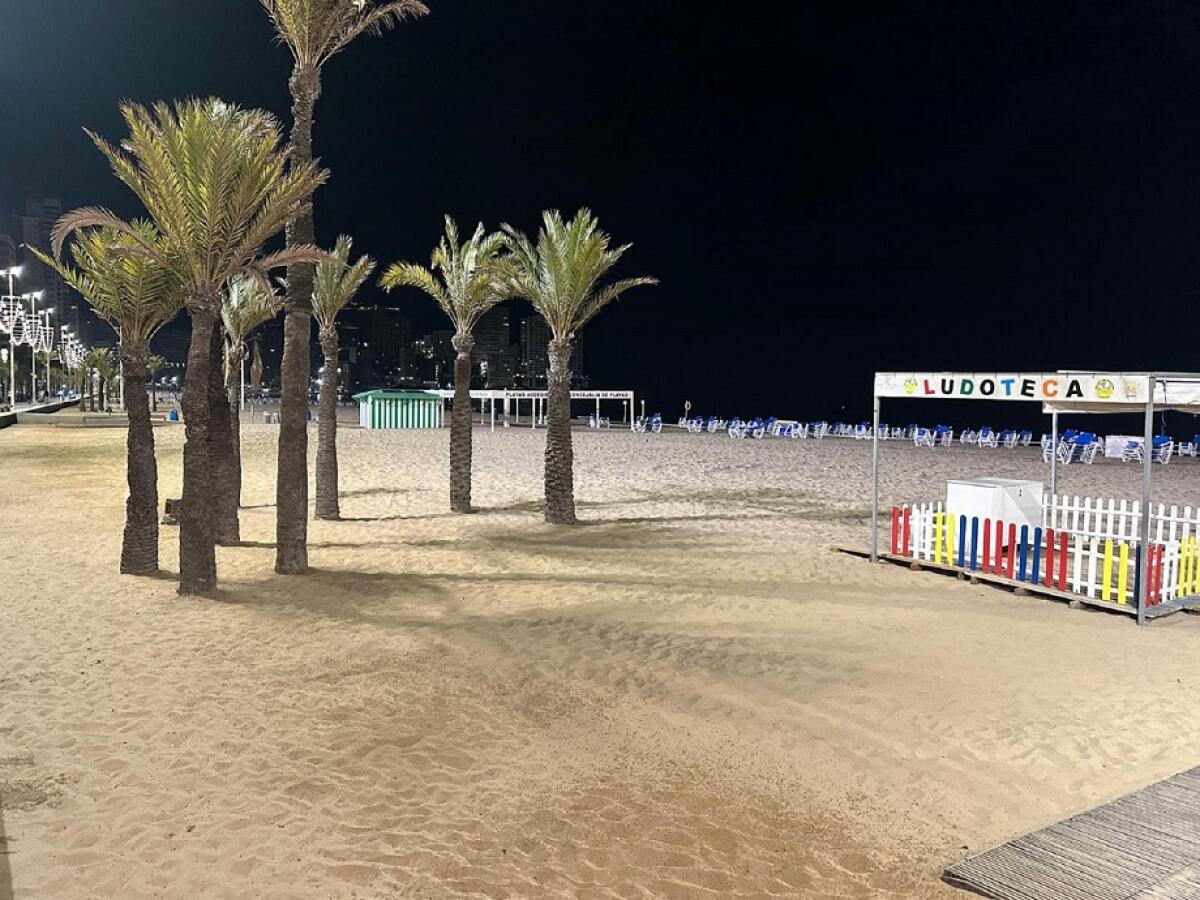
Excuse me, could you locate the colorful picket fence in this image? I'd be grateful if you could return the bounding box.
[889,502,1200,610]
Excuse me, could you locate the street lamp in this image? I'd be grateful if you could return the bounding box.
[38,309,53,401]
[0,268,19,406]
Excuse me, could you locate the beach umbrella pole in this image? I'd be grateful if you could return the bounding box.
[1050,410,1058,497]
[1137,376,1155,626]
[871,393,881,562]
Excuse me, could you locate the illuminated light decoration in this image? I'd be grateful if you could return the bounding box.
[0,296,24,333]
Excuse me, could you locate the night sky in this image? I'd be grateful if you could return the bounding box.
[3,1,1200,424]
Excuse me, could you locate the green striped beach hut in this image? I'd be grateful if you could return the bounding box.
[353,390,444,430]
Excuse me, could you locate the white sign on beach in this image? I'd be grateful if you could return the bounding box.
[501,390,633,400]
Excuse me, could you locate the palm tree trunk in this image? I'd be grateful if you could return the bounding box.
[314,329,341,520]
[209,325,240,545]
[151,375,158,413]
[120,347,159,575]
[276,64,321,574]
[543,337,576,524]
[179,309,218,595]
[226,347,243,508]
[449,333,474,513]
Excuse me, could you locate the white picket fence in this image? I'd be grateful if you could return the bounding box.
[891,498,1200,610]
[1043,494,1200,545]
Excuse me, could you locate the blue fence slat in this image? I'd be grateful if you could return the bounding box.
[1018,525,1029,582]
[1031,527,1042,585]
[970,517,979,571]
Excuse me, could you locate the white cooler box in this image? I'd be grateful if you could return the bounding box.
[946,478,1043,534]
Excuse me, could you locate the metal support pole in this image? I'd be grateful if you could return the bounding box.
[1137,376,1155,626]
[28,295,37,403]
[870,394,881,562]
[1050,409,1058,498]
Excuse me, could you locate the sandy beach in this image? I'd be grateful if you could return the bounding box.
[4,421,1200,898]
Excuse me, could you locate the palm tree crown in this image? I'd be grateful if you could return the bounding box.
[53,98,330,310]
[379,217,511,333]
[32,222,183,349]
[314,235,376,330]
[500,209,658,340]
[223,276,283,345]
[260,0,429,70]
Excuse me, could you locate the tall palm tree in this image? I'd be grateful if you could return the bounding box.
[94,348,117,412]
[54,98,328,595]
[34,224,183,574]
[501,210,657,524]
[260,0,428,573]
[312,235,375,520]
[222,276,283,510]
[250,337,265,395]
[380,217,509,513]
[147,354,167,412]
[81,347,106,412]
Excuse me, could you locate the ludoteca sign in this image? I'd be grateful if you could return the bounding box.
[873,373,1148,403]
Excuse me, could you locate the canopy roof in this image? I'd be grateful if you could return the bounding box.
[1043,372,1200,414]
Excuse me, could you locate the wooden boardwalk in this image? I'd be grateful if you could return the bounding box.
[944,766,1200,898]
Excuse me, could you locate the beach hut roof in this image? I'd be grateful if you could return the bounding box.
[352,389,441,401]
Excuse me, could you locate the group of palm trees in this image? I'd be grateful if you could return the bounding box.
[38,1,655,597]
[381,212,656,523]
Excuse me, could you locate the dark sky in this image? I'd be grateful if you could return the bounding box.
[4,1,1200,421]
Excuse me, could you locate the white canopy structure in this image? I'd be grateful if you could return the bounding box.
[428,388,636,431]
[870,372,1200,624]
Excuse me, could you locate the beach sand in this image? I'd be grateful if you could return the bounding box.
[3,422,1200,898]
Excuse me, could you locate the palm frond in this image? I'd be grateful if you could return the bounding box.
[59,98,328,312]
[261,0,429,69]
[500,209,656,339]
[382,217,510,334]
[34,224,184,346]
[222,275,283,342]
[313,234,376,327]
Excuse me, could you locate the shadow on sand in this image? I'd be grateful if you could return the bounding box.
[0,803,13,900]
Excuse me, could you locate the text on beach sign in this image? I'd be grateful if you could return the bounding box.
[873,373,1149,403]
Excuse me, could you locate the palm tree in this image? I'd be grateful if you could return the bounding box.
[222,276,283,510]
[501,210,657,524]
[81,347,105,412]
[380,217,509,512]
[312,235,375,519]
[34,224,183,574]
[147,354,167,412]
[250,337,265,395]
[54,98,328,595]
[260,0,428,573]
[94,348,117,412]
